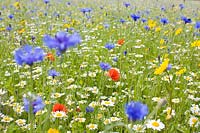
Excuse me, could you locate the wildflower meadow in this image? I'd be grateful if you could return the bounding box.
[0,0,200,132]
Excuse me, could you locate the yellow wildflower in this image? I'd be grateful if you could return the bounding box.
[191,40,200,47]
[159,46,167,49]
[18,28,25,34]
[176,68,186,76]
[14,2,20,9]
[154,59,169,75]
[71,19,79,26]
[160,39,165,45]
[148,19,157,29]
[164,30,169,35]
[39,30,45,36]
[0,27,6,31]
[63,24,70,29]
[155,27,161,32]
[164,54,168,58]
[175,28,182,35]
[48,128,59,133]
[38,12,43,17]
[98,25,103,30]
[166,114,172,120]
[20,20,26,26]
[86,24,91,28]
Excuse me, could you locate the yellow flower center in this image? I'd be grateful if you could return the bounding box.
[56,112,63,117]
[89,124,95,129]
[4,117,11,121]
[105,101,110,105]
[192,118,197,124]
[152,121,160,127]
[136,127,142,131]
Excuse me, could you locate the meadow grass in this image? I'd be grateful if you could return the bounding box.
[0,0,199,132]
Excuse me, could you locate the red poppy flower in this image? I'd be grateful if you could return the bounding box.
[107,68,120,81]
[117,38,125,45]
[52,103,67,113]
[46,53,55,61]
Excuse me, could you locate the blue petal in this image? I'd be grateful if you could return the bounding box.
[43,35,58,49]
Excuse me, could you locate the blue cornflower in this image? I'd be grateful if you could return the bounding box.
[161,6,166,11]
[86,106,94,113]
[56,51,62,57]
[48,69,60,78]
[66,2,71,5]
[43,31,81,53]
[194,21,200,29]
[120,18,126,24]
[145,10,150,15]
[104,24,110,29]
[144,26,150,30]
[194,32,200,36]
[14,45,45,66]
[124,51,127,56]
[6,26,12,31]
[113,57,118,62]
[141,18,147,23]
[44,0,49,4]
[105,43,115,50]
[0,18,3,21]
[167,64,172,70]
[156,16,160,19]
[160,18,169,25]
[8,14,14,19]
[181,16,192,24]
[131,14,140,21]
[23,96,45,114]
[80,8,92,14]
[99,62,111,71]
[124,2,130,8]
[179,4,184,10]
[125,101,148,121]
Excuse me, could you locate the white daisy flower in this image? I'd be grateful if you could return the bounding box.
[51,93,65,99]
[146,119,165,131]
[103,119,111,125]
[171,98,180,103]
[152,97,161,102]
[133,124,146,132]
[52,111,66,118]
[110,117,121,122]
[101,100,115,106]
[15,119,26,126]
[75,118,86,123]
[1,116,14,123]
[88,72,96,77]
[13,105,24,115]
[190,104,200,116]
[86,123,98,130]
[67,78,75,84]
[189,116,199,127]
[97,114,103,119]
[89,101,99,108]
[163,107,176,116]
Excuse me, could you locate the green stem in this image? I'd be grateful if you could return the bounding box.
[28,103,34,133]
[166,71,173,115]
[30,65,34,92]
